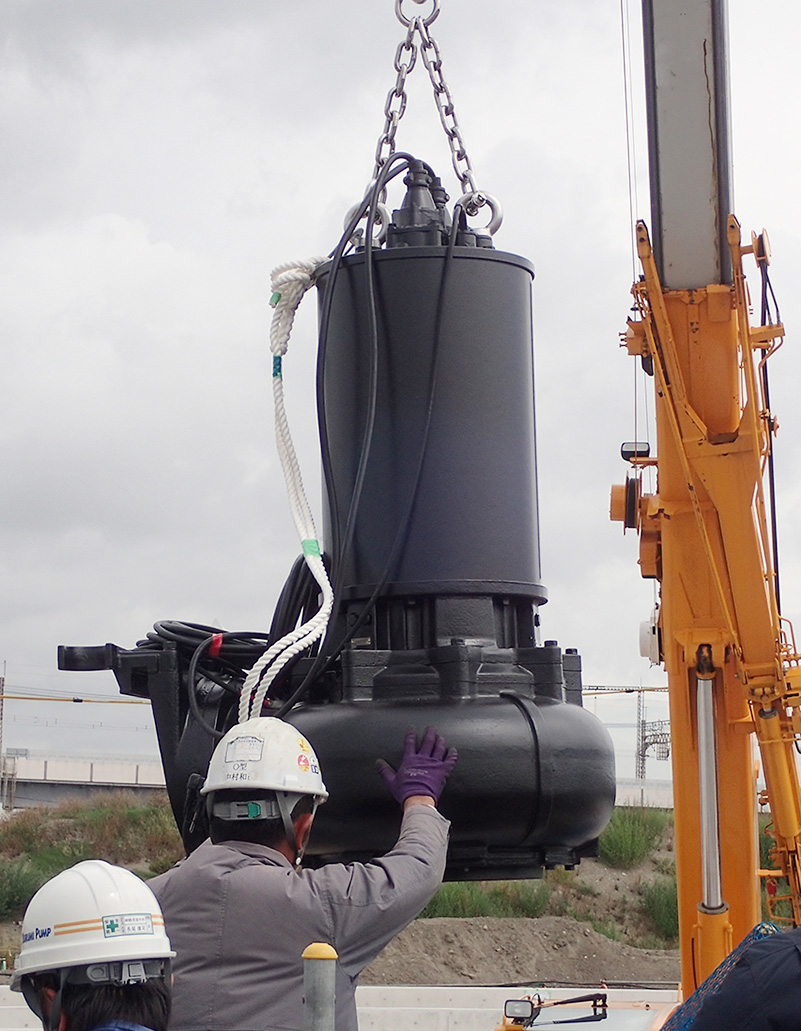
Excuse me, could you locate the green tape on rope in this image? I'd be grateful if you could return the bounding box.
[270,291,282,307]
[273,355,282,378]
[302,539,321,557]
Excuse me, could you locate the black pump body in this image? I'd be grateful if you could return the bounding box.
[59,162,615,877]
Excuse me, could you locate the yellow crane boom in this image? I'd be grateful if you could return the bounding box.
[612,215,801,990]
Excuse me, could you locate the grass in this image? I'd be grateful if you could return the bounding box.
[588,917,623,942]
[640,875,679,942]
[423,806,676,936]
[0,797,681,954]
[599,806,672,870]
[0,791,183,922]
[421,880,551,919]
[0,861,45,921]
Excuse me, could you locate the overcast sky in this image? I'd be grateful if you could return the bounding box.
[1,0,799,779]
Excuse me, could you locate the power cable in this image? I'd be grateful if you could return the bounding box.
[274,175,462,718]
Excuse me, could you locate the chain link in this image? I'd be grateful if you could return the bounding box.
[369,0,495,228]
[417,20,476,196]
[373,24,417,177]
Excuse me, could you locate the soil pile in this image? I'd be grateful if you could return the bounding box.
[363,915,680,987]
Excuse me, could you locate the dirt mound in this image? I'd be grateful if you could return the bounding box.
[363,845,682,988]
[363,915,680,987]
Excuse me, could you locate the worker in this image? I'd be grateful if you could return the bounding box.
[686,925,801,1030]
[150,717,457,1031]
[11,859,174,1031]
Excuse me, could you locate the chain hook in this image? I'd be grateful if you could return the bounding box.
[395,0,440,28]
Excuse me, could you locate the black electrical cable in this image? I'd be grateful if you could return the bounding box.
[313,199,465,668]
[269,156,422,716]
[326,154,413,591]
[192,157,457,720]
[268,556,313,642]
[273,189,463,719]
[245,156,417,713]
[316,156,418,568]
[140,621,280,738]
[186,637,226,740]
[141,621,272,662]
[134,161,450,727]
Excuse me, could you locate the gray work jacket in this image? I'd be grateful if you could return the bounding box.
[150,804,449,1031]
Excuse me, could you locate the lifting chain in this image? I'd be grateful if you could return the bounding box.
[368,0,501,234]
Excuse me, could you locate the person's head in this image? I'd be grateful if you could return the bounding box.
[11,861,174,1031]
[201,717,328,865]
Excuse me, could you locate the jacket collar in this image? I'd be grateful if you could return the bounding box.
[206,838,293,868]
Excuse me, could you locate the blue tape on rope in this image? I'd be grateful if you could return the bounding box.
[302,539,321,557]
[273,355,282,379]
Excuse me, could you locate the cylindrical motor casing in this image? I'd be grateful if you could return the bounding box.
[317,247,547,604]
[287,694,616,869]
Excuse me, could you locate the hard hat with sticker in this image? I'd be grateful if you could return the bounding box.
[11,861,174,991]
[202,717,328,802]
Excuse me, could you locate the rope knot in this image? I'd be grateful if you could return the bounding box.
[269,256,327,358]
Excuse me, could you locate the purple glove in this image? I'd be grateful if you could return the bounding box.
[376,727,458,805]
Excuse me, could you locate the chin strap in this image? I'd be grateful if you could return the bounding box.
[275,791,298,862]
[47,969,67,1031]
[275,793,321,867]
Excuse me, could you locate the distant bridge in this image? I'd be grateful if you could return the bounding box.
[0,754,165,809]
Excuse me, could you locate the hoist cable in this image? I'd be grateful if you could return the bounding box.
[619,0,655,504]
[619,0,640,284]
[759,263,783,614]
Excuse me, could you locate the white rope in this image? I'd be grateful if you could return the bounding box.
[239,256,334,723]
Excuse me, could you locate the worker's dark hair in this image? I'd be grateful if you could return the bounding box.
[29,972,170,1031]
[209,789,315,846]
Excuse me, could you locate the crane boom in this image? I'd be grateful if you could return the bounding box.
[612,0,801,993]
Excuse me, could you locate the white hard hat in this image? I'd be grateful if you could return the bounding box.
[201,717,328,802]
[11,860,174,991]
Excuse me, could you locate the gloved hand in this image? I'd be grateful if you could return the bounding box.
[376,727,458,806]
